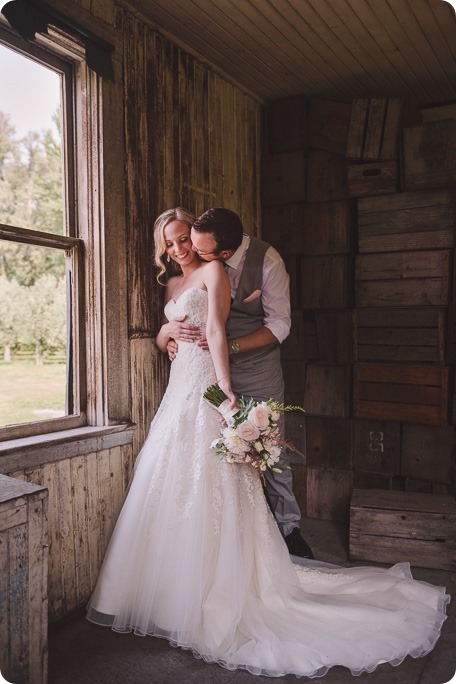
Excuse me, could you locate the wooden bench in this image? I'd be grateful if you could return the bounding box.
[350,488,456,571]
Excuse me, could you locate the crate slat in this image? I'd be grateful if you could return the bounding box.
[349,488,456,570]
[354,362,449,426]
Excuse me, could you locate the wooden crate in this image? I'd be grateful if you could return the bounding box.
[261,150,306,207]
[268,95,307,154]
[401,424,454,483]
[306,150,348,203]
[355,250,450,307]
[307,98,352,155]
[281,310,305,360]
[350,488,456,570]
[348,160,398,197]
[282,359,306,406]
[353,471,392,491]
[357,189,454,253]
[302,200,352,255]
[306,417,352,470]
[0,475,48,684]
[283,254,300,308]
[301,255,351,309]
[304,364,351,418]
[354,362,450,426]
[353,307,446,364]
[347,98,420,160]
[262,203,305,254]
[315,311,352,363]
[403,119,456,191]
[353,418,401,474]
[307,467,353,522]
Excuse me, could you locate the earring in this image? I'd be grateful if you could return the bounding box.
[167,254,170,263]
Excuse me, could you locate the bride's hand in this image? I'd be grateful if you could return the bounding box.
[165,316,201,342]
[218,376,238,410]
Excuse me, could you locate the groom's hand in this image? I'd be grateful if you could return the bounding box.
[196,335,209,351]
[167,339,178,361]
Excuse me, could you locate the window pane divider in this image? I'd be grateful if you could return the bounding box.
[0,223,82,251]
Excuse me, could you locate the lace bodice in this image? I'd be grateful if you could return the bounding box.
[164,286,208,327]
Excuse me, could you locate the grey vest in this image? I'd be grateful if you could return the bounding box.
[227,236,284,402]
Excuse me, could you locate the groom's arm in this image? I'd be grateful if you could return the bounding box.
[228,246,291,354]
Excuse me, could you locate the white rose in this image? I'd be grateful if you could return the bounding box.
[248,404,270,430]
[267,445,281,459]
[236,420,260,442]
[223,429,248,456]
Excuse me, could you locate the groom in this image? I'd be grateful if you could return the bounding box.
[187,207,313,560]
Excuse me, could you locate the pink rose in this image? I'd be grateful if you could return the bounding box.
[236,420,260,442]
[248,404,270,430]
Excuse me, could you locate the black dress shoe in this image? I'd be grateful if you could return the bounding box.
[285,528,314,559]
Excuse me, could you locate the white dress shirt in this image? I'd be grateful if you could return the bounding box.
[224,235,291,344]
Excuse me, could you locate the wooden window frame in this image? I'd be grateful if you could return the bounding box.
[0,20,113,441]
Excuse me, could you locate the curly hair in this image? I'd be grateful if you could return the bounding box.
[153,207,195,284]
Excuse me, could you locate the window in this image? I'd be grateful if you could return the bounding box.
[0,24,86,439]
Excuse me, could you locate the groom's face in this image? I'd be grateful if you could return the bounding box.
[190,228,223,262]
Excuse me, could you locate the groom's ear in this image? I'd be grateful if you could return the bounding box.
[218,249,234,261]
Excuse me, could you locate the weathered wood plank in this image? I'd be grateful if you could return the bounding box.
[305,417,352,470]
[27,494,48,684]
[353,419,400,475]
[357,189,454,253]
[42,462,62,620]
[307,98,351,155]
[70,455,91,606]
[401,424,454,483]
[354,306,445,364]
[301,255,350,309]
[350,489,456,569]
[306,150,348,203]
[354,363,449,426]
[56,459,77,615]
[268,95,307,154]
[304,364,350,418]
[302,200,352,255]
[307,467,353,522]
[403,119,456,190]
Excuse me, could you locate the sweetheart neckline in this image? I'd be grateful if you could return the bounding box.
[169,286,208,306]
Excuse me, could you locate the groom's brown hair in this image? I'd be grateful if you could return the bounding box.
[193,208,243,252]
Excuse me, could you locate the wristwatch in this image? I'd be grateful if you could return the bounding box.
[231,341,240,354]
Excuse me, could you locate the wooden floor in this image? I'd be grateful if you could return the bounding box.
[49,517,456,684]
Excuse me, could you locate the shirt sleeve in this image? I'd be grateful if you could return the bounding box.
[261,246,291,343]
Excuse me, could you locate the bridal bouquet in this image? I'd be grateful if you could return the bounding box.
[203,383,304,475]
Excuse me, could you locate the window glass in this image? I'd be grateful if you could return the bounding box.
[0,35,83,435]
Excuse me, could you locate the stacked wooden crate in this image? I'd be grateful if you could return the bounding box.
[350,101,456,500]
[263,95,456,531]
[263,97,355,521]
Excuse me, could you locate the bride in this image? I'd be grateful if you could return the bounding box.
[87,207,449,678]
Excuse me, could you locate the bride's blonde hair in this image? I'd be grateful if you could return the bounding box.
[154,207,195,284]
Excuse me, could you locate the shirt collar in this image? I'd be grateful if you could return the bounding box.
[225,234,249,270]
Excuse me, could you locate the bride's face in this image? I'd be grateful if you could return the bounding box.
[164,221,197,267]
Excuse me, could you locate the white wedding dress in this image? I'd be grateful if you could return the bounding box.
[87,287,450,678]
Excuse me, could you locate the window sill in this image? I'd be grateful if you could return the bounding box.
[0,423,136,474]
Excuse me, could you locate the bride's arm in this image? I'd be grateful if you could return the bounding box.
[203,262,237,407]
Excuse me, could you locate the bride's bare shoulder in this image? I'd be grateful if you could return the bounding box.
[165,275,181,301]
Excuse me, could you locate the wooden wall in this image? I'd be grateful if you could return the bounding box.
[264,96,456,525]
[2,0,264,627]
[6,445,134,623]
[122,9,263,453]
